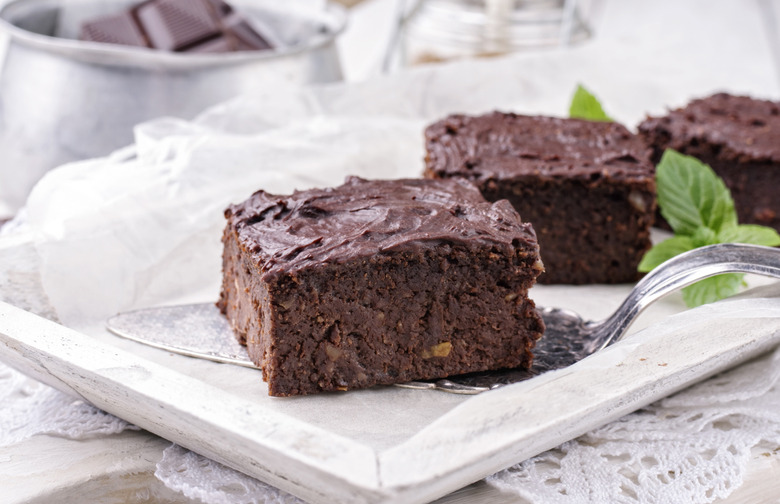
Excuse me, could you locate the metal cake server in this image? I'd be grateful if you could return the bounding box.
[106,243,780,395]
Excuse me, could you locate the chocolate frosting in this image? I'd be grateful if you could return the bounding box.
[425,112,653,182]
[225,177,539,278]
[638,93,780,163]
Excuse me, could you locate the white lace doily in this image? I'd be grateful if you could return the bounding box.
[0,363,137,447]
[155,444,305,504]
[487,345,780,504]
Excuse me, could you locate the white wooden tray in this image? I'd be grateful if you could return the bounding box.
[2,281,780,504]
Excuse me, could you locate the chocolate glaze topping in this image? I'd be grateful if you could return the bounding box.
[425,112,652,181]
[638,93,780,163]
[225,177,539,279]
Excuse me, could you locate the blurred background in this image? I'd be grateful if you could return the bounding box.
[1,0,780,222]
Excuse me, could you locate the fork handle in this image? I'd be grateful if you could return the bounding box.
[590,243,780,351]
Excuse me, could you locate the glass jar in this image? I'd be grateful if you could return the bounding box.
[396,0,591,67]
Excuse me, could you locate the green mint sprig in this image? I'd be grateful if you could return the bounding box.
[568,84,613,122]
[638,150,780,307]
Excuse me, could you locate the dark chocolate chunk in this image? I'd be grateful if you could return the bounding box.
[79,11,150,47]
[135,0,222,51]
[79,0,273,53]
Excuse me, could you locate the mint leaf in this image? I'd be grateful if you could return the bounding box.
[718,224,780,247]
[638,236,695,272]
[691,226,718,248]
[681,274,745,307]
[656,150,737,236]
[569,84,612,122]
[641,149,780,308]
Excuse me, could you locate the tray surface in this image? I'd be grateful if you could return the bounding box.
[2,280,780,503]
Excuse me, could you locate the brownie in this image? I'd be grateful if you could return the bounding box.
[424,112,656,285]
[639,93,780,230]
[217,177,545,396]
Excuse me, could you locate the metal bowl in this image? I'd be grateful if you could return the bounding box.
[0,0,346,214]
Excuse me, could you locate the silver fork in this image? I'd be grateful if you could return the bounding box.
[106,243,780,394]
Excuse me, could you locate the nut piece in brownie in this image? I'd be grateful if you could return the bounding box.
[424,112,656,285]
[639,93,780,230]
[217,177,545,396]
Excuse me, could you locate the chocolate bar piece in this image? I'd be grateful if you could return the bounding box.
[79,0,272,53]
[79,10,150,47]
[135,0,222,51]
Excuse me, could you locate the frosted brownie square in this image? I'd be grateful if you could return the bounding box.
[639,92,780,230]
[425,112,656,284]
[217,177,544,396]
